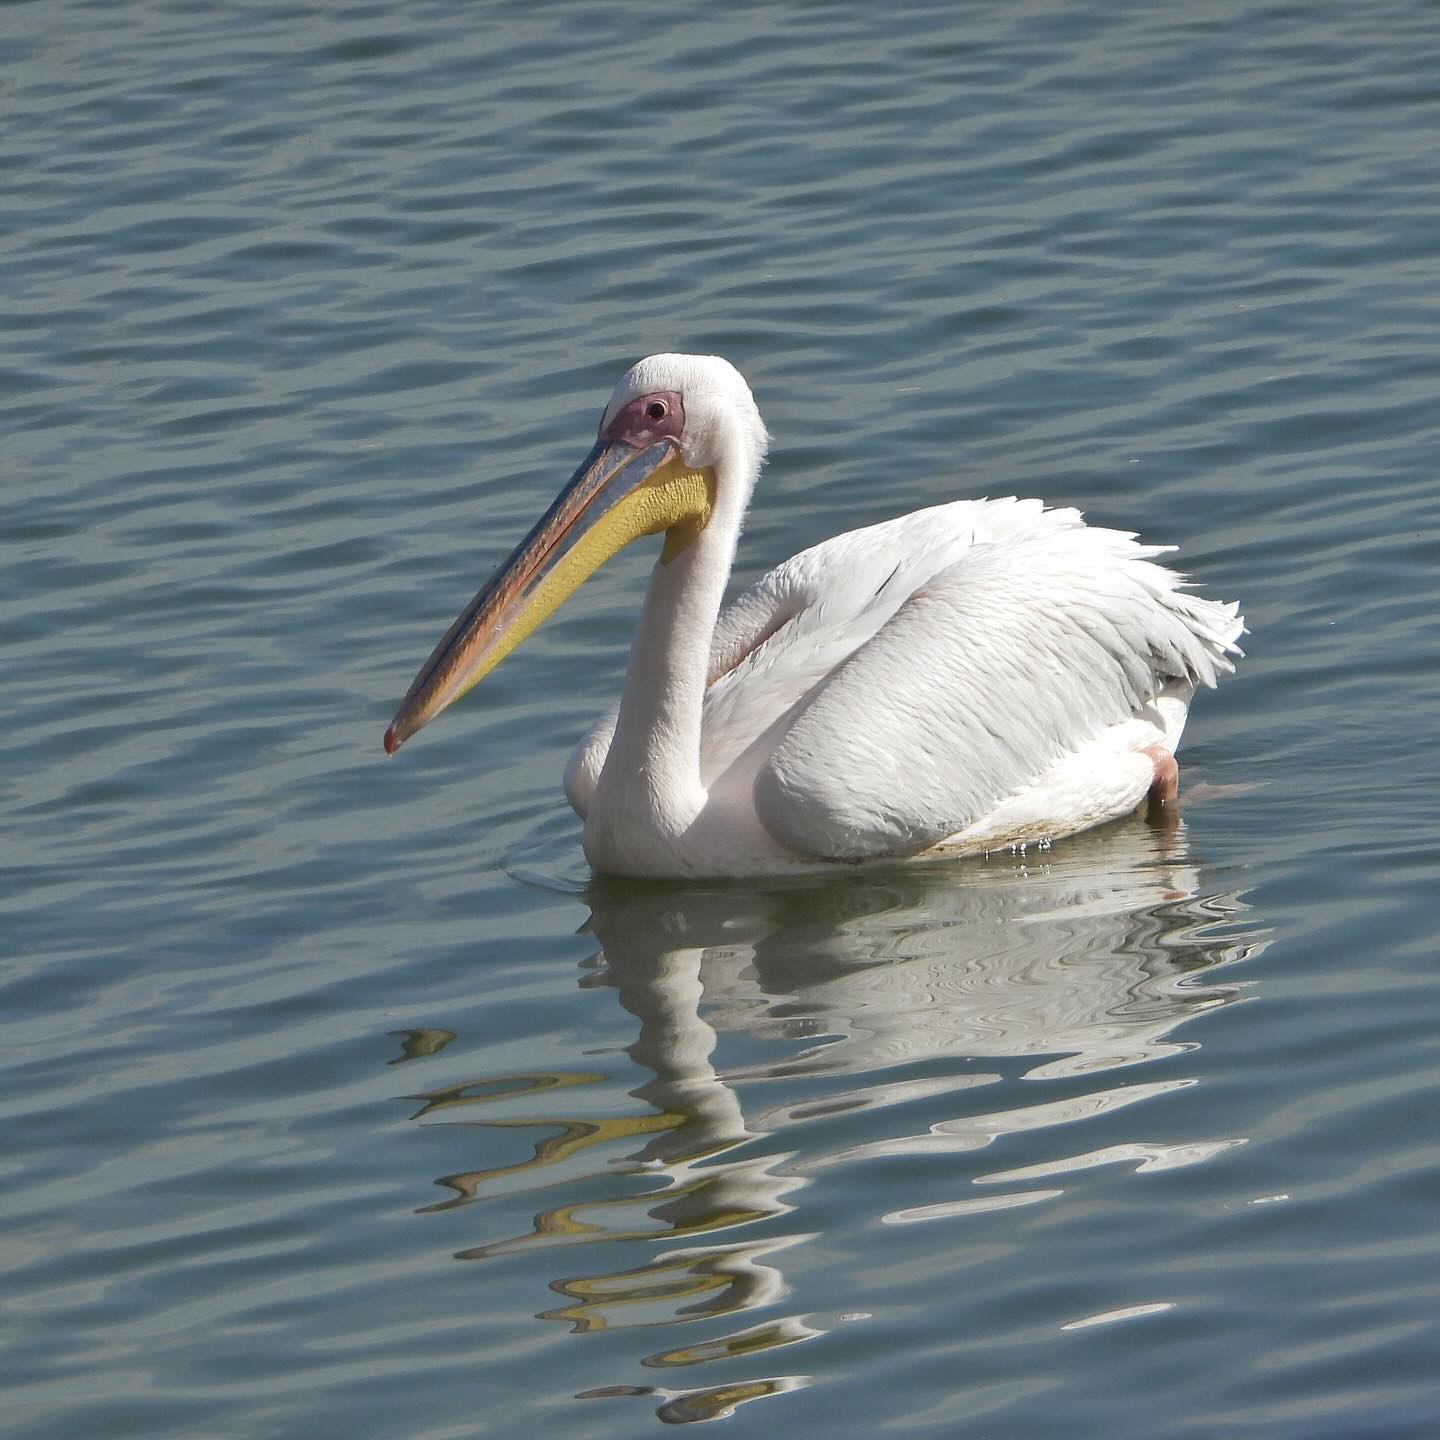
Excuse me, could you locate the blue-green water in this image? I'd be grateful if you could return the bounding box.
[5,2,1440,1435]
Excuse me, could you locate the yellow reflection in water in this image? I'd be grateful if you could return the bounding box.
[540,1235,809,1334]
[642,1314,824,1367]
[418,1112,680,1215]
[404,816,1268,1423]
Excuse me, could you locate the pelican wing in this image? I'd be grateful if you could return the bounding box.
[696,507,966,787]
[568,503,947,813]
[742,500,1242,861]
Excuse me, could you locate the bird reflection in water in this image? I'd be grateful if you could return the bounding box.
[402,816,1266,1424]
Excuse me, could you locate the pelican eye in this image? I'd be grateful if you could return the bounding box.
[645,400,668,421]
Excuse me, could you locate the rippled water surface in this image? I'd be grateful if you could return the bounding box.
[6,2,1440,1435]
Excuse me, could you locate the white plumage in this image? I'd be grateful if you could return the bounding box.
[389,353,1243,878]
[567,491,1241,874]
[558,357,1242,877]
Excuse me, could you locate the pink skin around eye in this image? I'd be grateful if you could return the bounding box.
[601,390,685,450]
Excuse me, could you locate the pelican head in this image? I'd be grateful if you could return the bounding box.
[384,353,766,754]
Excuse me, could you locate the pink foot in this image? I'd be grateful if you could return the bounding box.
[1142,745,1179,820]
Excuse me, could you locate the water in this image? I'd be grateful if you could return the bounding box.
[4,1,1439,1434]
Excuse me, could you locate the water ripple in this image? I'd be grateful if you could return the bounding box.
[5,0,1440,1435]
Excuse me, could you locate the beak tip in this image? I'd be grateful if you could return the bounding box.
[383,724,400,756]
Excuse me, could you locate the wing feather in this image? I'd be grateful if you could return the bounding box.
[753,507,1242,860]
[567,496,1242,851]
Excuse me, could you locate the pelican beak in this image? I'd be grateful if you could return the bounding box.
[384,437,715,754]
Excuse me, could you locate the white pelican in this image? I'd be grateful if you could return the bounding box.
[385,354,1243,878]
